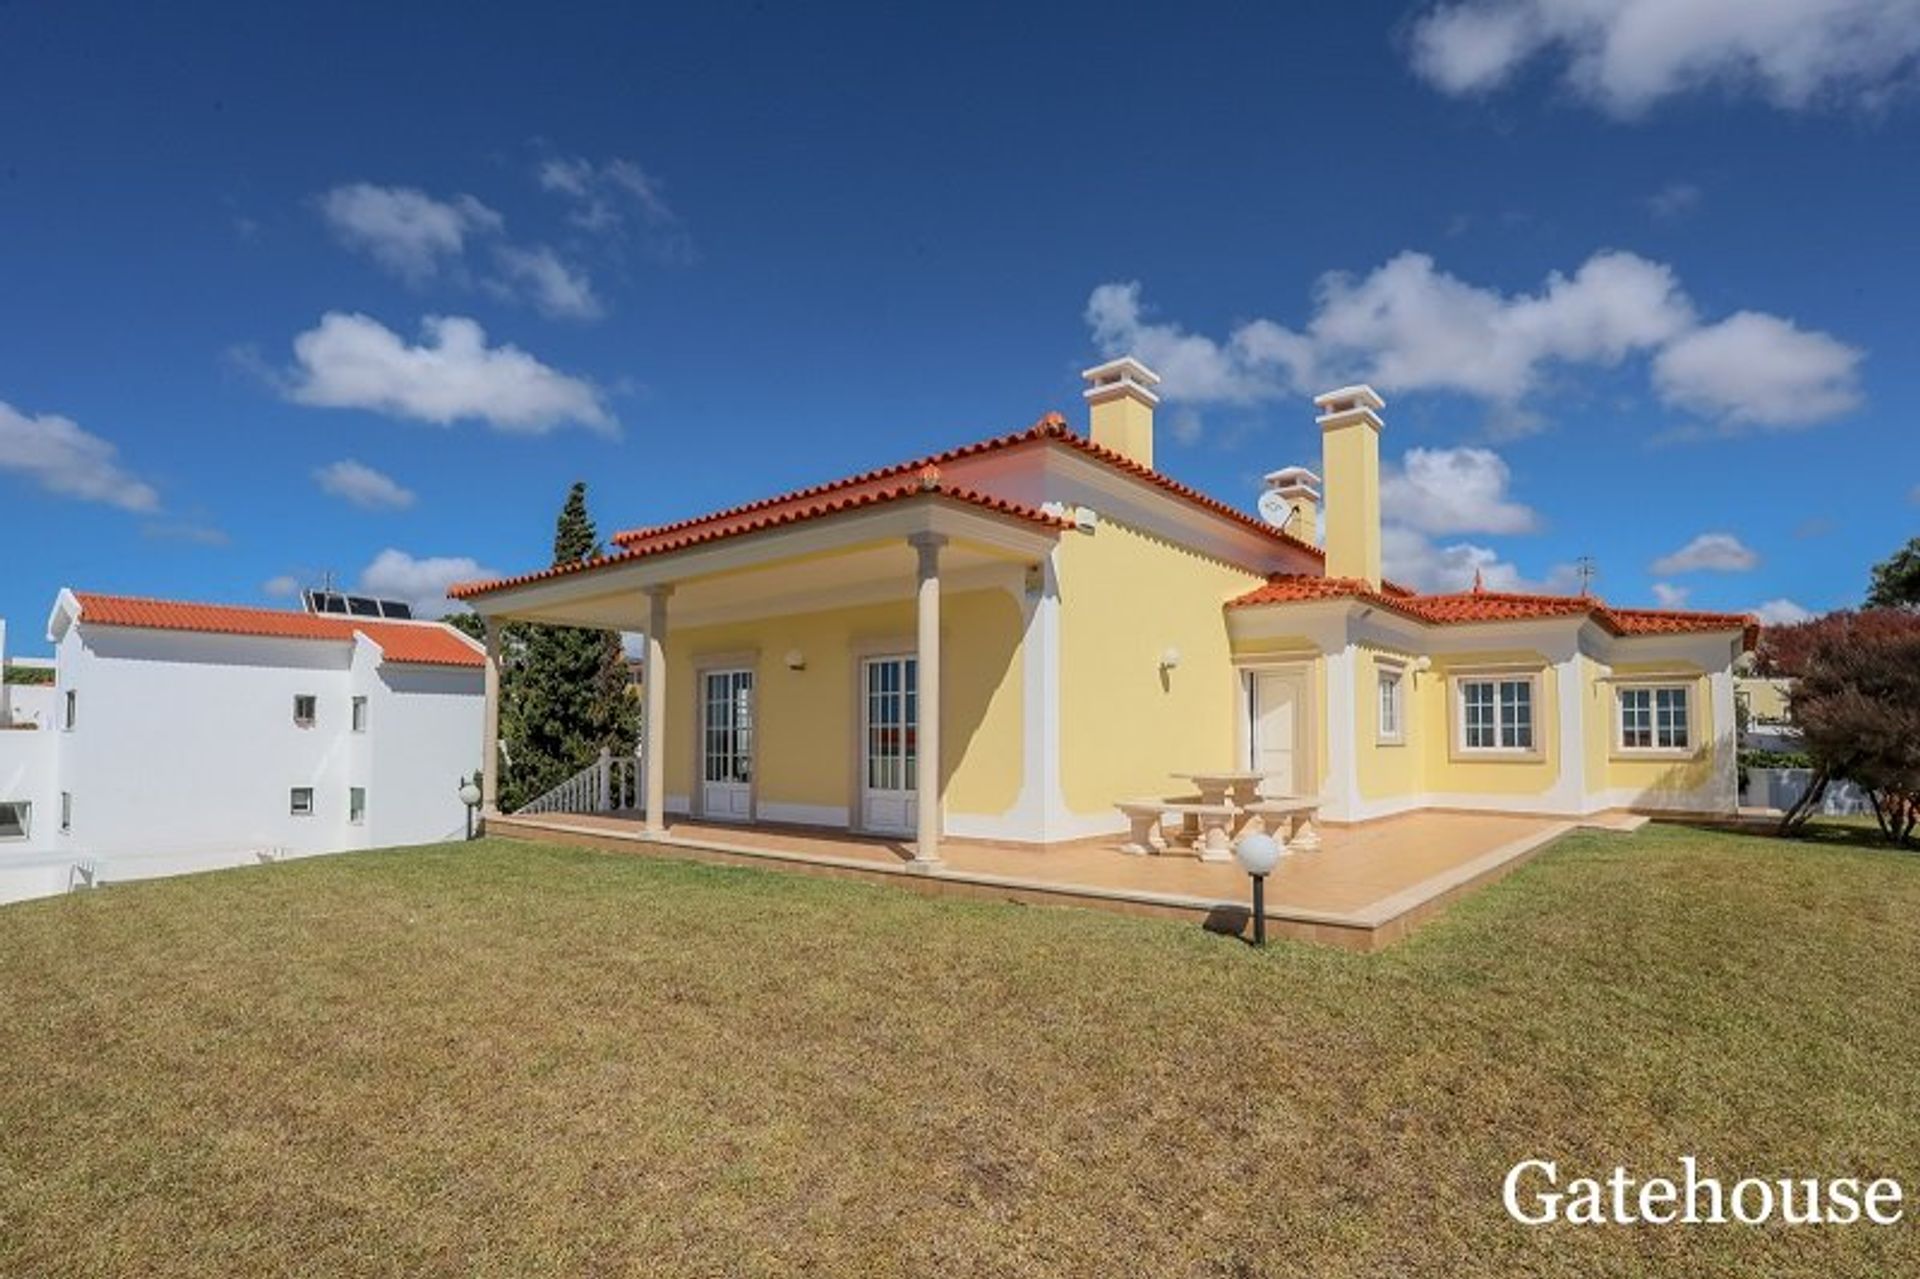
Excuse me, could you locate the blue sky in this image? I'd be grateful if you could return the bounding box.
[2,1,1916,652]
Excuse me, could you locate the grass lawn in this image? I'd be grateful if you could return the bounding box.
[2,823,1917,1277]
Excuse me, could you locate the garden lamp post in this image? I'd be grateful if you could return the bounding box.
[458,778,482,841]
[1233,831,1282,947]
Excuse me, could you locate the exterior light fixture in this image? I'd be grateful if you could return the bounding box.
[1159,647,1182,671]
[457,777,482,840]
[784,649,806,671]
[1233,831,1283,946]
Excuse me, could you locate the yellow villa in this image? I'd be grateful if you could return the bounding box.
[451,359,1756,868]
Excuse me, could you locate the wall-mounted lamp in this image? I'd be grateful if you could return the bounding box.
[1159,647,1182,672]
[1412,656,1432,673]
[784,649,807,671]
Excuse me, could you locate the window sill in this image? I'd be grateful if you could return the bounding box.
[1450,748,1546,764]
[1610,747,1701,763]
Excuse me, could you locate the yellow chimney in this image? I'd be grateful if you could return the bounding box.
[1081,356,1162,469]
[1316,385,1385,587]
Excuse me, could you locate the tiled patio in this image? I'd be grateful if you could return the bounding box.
[486,808,1639,949]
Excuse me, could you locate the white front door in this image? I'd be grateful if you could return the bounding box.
[700,669,754,821]
[860,655,918,834]
[1250,671,1301,798]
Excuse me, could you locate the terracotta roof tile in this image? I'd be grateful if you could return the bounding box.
[70,593,484,667]
[1227,576,1758,647]
[609,414,1326,561]
[449,476,1074,600]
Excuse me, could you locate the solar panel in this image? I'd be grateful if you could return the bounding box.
[302,590,413,620]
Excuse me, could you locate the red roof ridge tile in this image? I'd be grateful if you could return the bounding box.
[1227,576,1758,646]
[67,591,483,667]
[609,415,1068,548]
[608,411,1324,562]
[449,480,1074,600]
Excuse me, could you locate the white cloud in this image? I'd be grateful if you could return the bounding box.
[1089,250,1861,434]
[1309,250,1694,406]
[357,548,499,619]
[0,399,160,512]
[492,245,603,319]
[313,458,417,510]
[1645,181,1703,219]
[1381,525,1583,594]
[1651,532,1761,574]
[1652,311,1862,428]
[1407,0,1920,116]
[1381,446,1540,535]
[1089,250,1693,415]
[319,183,502,284]
[284,313,614,434]
[1085,282,1304,404]
[1651,581,1693,608]
[1753,598,1815,625]
[537,155,692,261]
[262,574,301,598]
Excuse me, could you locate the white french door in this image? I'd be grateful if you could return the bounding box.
[1248,671,1302,798]
[860,655,918,834]
[700,668,754,821]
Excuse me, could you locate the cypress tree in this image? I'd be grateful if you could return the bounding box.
[499,482,641,809]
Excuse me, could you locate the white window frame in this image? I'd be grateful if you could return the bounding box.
[351,696,368,733]
[1451,672,1541,758]
[0,801,29,841]
[349,786,366,825]
[1375,661,1407,746]
[1614,681,1697,757]
[290,787,314,817]
[293,694,317,728]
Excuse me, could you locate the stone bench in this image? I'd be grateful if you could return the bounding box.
[1116,800,1239,861]
[1242,798,1322,852]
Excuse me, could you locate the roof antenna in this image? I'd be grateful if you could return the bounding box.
[1574,555,1598,597]
[1471,568,1485,595]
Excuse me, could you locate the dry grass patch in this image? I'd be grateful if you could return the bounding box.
[2,824,1917,1276]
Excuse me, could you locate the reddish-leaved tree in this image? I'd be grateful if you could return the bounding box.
[1763,610,1920,843]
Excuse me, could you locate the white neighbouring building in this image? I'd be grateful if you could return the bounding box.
[0,590,485,903]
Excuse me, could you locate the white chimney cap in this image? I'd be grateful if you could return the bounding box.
[1264,465,1321,492]
[1081,356,1163,406]
[1312,384,1385,413]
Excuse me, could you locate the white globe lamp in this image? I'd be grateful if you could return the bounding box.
[458,778,483,840]
[1233,831,1284,945]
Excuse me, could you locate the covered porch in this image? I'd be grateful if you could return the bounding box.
[458,479,1068,867]
[482,807,1611,950]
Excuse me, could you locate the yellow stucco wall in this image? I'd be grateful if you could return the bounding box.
[1419,652,1559,796]
[662,587,1025,819]
[1352,648,1421,801]
[1584,657,1717,797]
[1058,520,1262,814]
[1737,676,1792,722]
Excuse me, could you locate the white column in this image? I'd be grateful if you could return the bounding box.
[911,534,946,867]
[481,617,502,816]
[642,585,673,834]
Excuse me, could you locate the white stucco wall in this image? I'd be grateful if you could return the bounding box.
[0,615,481,903]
